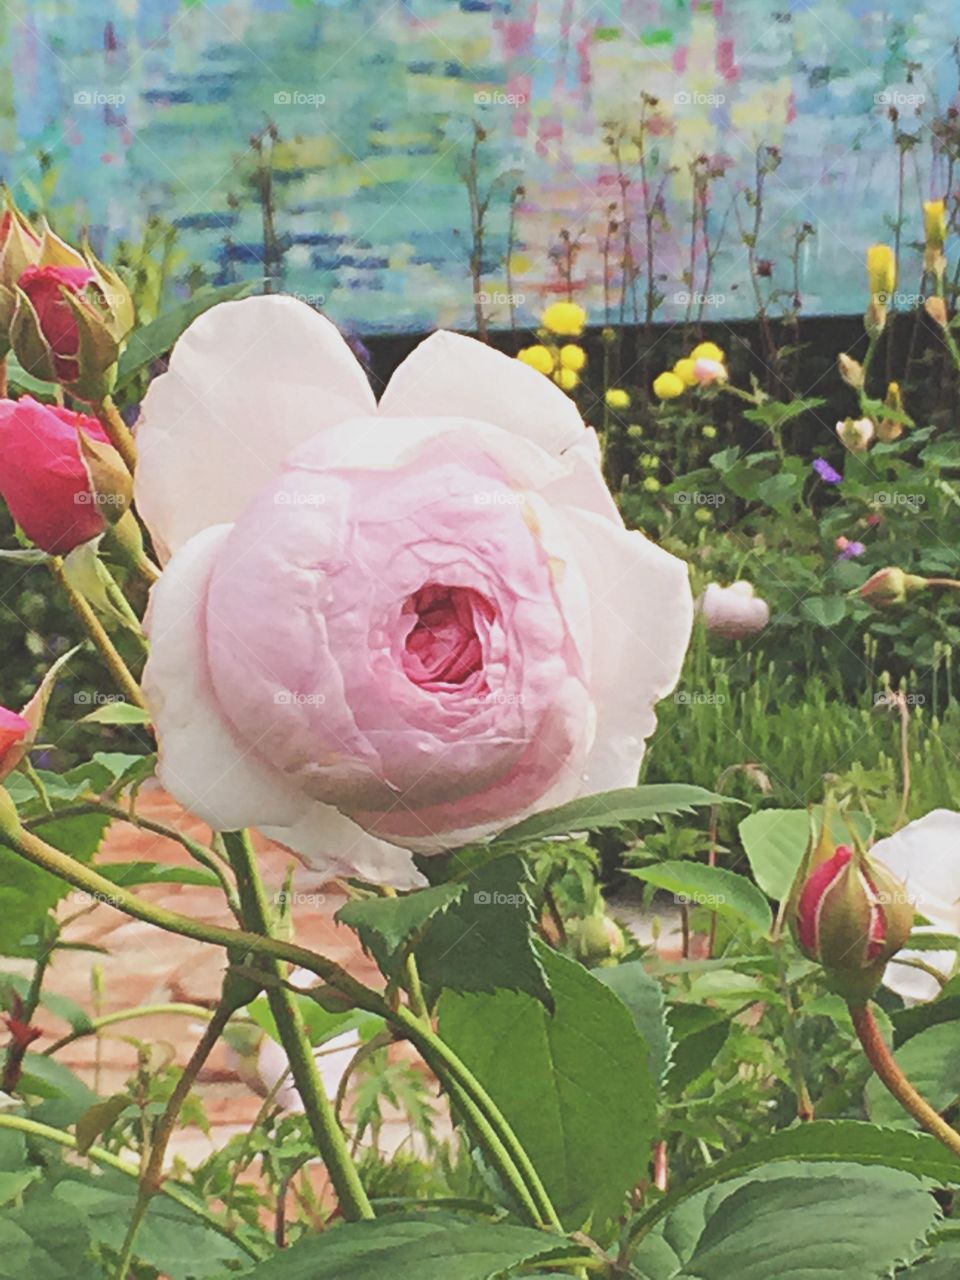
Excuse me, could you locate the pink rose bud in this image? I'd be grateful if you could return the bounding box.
[0,396,120,554]
[859,567,927,609]
[17,264,97,383]
[700,580,770,638]
[791,844,914,1001]
[0,706,30,781]
[693,357,727,385]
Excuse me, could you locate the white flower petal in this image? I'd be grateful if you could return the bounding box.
[560,510,694,793]
[143,524,305,830]
[261,803,425,889]
[884,949,958,1004]
[135,296,375,558]
[379,330,586,456]
[872,809,960,932]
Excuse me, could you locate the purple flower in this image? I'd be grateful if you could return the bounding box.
[838,540,866,560]
[813,457,843,485]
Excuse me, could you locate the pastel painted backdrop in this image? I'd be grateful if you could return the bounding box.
[1,0,957,333]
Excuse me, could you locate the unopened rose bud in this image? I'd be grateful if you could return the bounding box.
[836,417,875,452]
[0,396,119,554]
[790,844,914,1001]
[838,353,864,389]
[924,296,949,328]
[0,707,30,782]
[571,914,626,963]
[859,567,927,608]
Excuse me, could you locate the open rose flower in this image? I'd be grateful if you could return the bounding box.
[136,297,693,886]
[871,810,960,1002]
[0,397,119,554]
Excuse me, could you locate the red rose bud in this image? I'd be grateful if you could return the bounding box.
[0,396,124,554]
[0,201,40,354]
[0,706,30,781]
[791,845,914,1001]
[17,263,97,382]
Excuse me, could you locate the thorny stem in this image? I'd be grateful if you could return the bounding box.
[222,829,375,1222]
[95,395,138,474]
[113,998,236,1279]
[849,1002,960,1158]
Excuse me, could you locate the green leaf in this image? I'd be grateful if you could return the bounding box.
[78,702,151,725]
[738,808,810,900]
[416,857,550,1004]
[755,472,799,510]
[594,960,673,1082]
[92,861,220,889]
[114,280,258,391]
[628,1120,960,1241]
[866,1023,960,1128]
[801,595,847,627]
[0,1170,39,1204]
[438,944,657,1229]
[0,1192,98,1278]
[6,353,58,401]
[337,882,466,974]
[75,1095,129,1155]
[665,1005,731,1093]
[21,1055,99,1129]
[625,862,772,934]
[53,1178,253,1280]
[634,1167,937,1280]
[497,785,726,844]
[743,396,825,428]
[230,1213,581,1279]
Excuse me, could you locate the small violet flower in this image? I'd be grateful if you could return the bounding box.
[835,536,866,560]
[813,457,842,485]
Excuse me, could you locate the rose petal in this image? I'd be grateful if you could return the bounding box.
[380,330,586,456]
[261,805,425,889]
[559,510,694,793]
[134,296,376,558]
[871,809,960,933]
[884,945,958,1004]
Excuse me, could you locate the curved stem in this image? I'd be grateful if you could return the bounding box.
[48,558,147,709]
[113,998,235,1279]
[0,818,558,1228]
[849,1002,960,1158]
[222,829,374,1222]
[44,1001,217,1056]
[0,1113,264,1261]
[96,395,138,473]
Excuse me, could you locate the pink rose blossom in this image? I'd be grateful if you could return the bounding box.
[136,297,693,886]
[19,263,97,382]
[0,706,30,780]
[0,396,112,554]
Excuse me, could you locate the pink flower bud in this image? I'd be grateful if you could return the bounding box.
[693,357,727,385]
[700,580,770,638]
[791,844,914,1001]
[0,706,30,780]
[0,396,116,554]
[18,264,97,382]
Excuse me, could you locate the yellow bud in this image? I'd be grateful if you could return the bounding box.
[653,371,685,400]
[838,353,864,389]
[867,244,897,300]
[924,295,948,328]
[605,388,630,409]
[554,367,579,392]
[541,300,587,336]
[923,198,947,251]
[559,343,586,372]
[517,344,555,376]
[673,357,698,386]
[691,341,725,363]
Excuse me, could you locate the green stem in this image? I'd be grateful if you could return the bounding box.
[0,819,557,1229]
[44,1002,218,1056]
[48,558,147,709]
[113,998,235,1279]
[96,396,138,474]
[0,1113,264,1261]
[849,1002,960,1158]
[222,829,374,1222]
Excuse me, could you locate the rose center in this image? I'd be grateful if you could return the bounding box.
[401,584,492,691]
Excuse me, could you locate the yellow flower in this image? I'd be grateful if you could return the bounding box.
[541,301,587,336]
[702,425,717,439]
[559,343,587,372]
[643,476,661,493]
[923,199,947,250]
[517,344,555,376]
[554,367,580,391]
[691,341,725,363]
[605,388,630,409]
[673,357,698,386]
[867,244,897,299]
[653,371,685,400]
